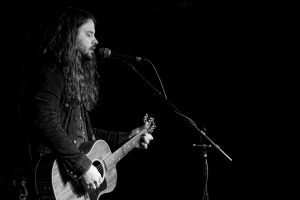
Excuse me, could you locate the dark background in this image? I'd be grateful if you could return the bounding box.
[1,0,294,199]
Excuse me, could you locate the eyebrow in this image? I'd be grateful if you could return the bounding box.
[86,30,95,34]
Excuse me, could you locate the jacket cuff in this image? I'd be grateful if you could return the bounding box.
[73,154,92,178]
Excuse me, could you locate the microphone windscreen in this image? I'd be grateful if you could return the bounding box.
[98,48,111,58]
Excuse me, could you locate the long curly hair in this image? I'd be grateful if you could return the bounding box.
[42,7,99,111]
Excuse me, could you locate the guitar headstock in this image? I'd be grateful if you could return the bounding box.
[143,113,156,134]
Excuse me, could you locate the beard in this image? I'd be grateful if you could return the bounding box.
[81,48,96,61]
[82,53,97,72]
[77,42,97,61]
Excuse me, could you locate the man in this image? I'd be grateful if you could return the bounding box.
[21,6,153,199]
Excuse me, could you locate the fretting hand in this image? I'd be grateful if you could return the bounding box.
[130,127,154,149]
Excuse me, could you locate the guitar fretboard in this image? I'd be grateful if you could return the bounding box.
[104,129,147,169]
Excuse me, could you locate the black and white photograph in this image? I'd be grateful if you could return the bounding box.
[1,1,293,200]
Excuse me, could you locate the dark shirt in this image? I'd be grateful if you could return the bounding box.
[24,59,129,178]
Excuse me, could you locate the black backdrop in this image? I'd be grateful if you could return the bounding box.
[1,1,293,199]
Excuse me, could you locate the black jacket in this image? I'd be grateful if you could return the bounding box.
[24,60,129,178]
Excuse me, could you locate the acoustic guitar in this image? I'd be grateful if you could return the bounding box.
[34,114,155,200]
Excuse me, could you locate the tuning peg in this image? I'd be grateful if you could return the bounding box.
[148,122,156,133]
[143,113,149,122]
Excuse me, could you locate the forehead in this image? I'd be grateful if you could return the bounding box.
[78,19,95,32]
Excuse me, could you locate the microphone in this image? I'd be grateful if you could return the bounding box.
[98,48,142,62]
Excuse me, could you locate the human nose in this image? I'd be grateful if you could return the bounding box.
[93,37,98,46]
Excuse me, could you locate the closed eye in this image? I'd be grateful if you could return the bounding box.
[86,31,95,37]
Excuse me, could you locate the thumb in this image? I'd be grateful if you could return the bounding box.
[130,127,141,138]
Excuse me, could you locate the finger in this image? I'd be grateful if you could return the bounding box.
[135,128,141,134]
[141,143,148,149]
[144,133,153,141]
[94,180,100,188]
[99,176,104,185]
[132,128,140,135]
[143,134,153,144]
[144,143,148,149]
[143,136,149,144]
[97,176,104,187]
[148,134,154,141]
[130,128,140,138]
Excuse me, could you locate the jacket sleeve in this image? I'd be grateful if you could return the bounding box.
[93,128,130,151]
[34,65,91,178]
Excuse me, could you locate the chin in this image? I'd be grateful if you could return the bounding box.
[82,52,94,61]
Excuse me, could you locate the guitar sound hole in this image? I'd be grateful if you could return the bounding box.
[93,160,104,177]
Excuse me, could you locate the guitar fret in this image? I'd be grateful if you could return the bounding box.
[108,133,141,167]
[105,117,155,170]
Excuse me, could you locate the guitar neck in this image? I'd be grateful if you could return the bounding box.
[104,129,146,168]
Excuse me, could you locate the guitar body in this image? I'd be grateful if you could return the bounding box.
[35,140,117,200]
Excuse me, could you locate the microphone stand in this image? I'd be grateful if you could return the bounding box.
[127,61,232,161]
[126,61,232,200]
[193,143,211,200]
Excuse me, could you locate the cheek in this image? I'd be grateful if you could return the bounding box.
[78,39,89,52]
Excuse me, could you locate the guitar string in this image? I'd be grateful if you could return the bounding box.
[93,120,154,188]
[96,138,155,179]
[98,121,154,171]
[104,133,141,166]
[104,123,155,166]
[95,140,136,173]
